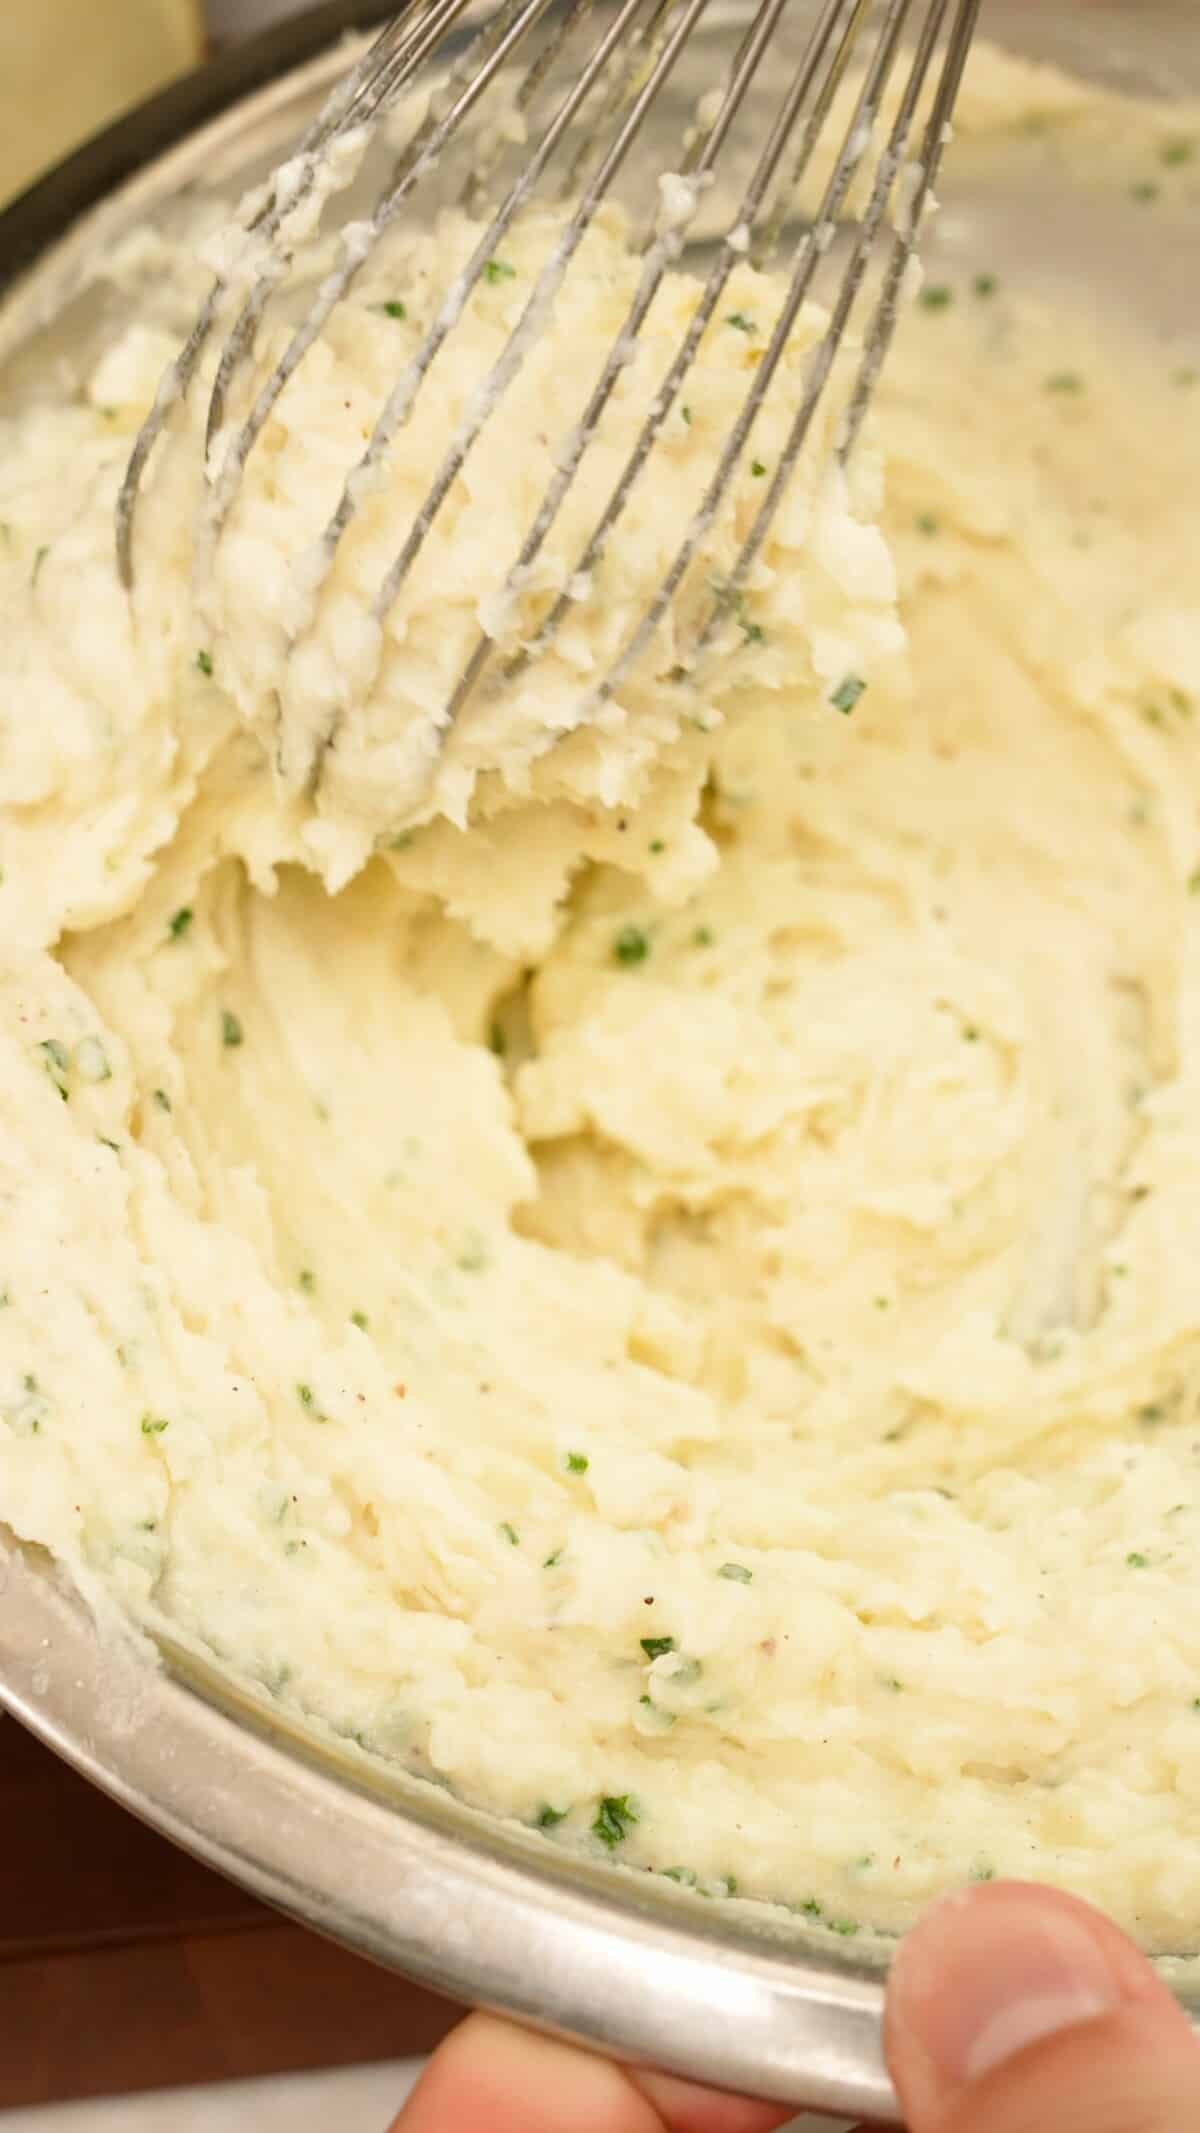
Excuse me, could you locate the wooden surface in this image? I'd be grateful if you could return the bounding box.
[0,1715,461,2109]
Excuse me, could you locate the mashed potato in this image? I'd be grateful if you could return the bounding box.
[2,45,1200,1951]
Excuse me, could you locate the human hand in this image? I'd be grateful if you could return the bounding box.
[389,1881,1200,2131]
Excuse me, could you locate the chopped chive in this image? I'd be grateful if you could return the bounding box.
[1161,137,1195,167]
[543,1547,564,1569]
[153,1088,172,1112]
[1130,179,1160,203]
[488,1022,507,1057]
[350,1309,370,1331]
[565,1451,589,1474]
[662,1866,698,1886]
[380,299,407,319]
[640,1636,676,1660]
[680,405,692,426]
[692,924,714,947]
[828,1917,860,1937]
[168,906,193,941]
[718,1562,753,1584]
[915,511,940,535]
[613,923,650,966]
[196,649,214,677]
[38,1038,70,1100]
[297,1382,316,1412]
[919,284,953,310]
[299,1269,316,1294]
[536,1803,568,1828]
[221,1010,244,1048]
[1126,1550,1150,1568]
[831,674,866,715]
[32,546,49,585]
[499,1521,520,1546]
[1045,371,1084,395]
[140,1415,170,1436]
[750,459,767,478]
[592,1794,638,1848]
[484,259,516,284]
[725,312,756,334]
[972,272,997,298]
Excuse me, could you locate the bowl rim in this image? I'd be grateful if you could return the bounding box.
[0,1533,894,2117]
[0,7,895,2116]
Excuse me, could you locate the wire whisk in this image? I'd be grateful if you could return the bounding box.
[117,0,981,816]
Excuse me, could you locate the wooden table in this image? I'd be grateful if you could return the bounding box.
[0,1716,460,2109]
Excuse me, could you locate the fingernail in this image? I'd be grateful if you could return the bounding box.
[893,1889,1123,2089]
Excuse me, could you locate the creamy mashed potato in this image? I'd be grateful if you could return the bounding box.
[2,46,1200,1951]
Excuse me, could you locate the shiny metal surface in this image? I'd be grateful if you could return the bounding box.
[0,3,1197,2118]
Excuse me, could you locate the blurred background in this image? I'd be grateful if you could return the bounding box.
[0,1,318,209]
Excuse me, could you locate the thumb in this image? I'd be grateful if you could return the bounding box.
[883,1881,1200,2133]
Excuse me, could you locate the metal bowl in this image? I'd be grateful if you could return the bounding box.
[0,4,1196,2120]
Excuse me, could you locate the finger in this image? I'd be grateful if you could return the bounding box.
[885,1879,1200,2133]
[389,2011,795,2133]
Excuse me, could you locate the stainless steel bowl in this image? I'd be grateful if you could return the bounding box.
[0,4,1197,2120]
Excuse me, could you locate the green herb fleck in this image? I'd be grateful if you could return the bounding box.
[169,907,193,941]
[1127,1551,1150,1568]
[565,1451,589,1475]
[915,511,939,535]
[970,1863,996,1882]
[680,405,692,426]
[831,674,866,715]
[613,923,651,967]
[592,1794,638,1848]
[692,924,714,947]
[38,1038,71,1100]
[725,312,756,334]
[140,1415,170,1437]
[828,1916,860,1937]
[32,546,49,585]
[640,1635,676,1660]
[1045,371,1084,395]
[1189,869,1200,895]
[718,1562,753,1584]
[484,259,516,284]
[798,1897,823,1919]
[919,284,953,310]
[299,1269,316,1294]
[972,272,997,298]
[662,1866,698,1886]
[536,1803,568,1828]
[649,838,666,854]
[499,1521,520,1546]
[196,649,214,677]
[1162,137,1195,167]
[381,299,407,319]
[153,1088,172,1112]
[750,459,767,478]
[543,1547,564,1569]
[297,1382,316,1412]
[350,1309,370,1331]
[1130,179,1160,203]
[221,1010,244,1049]
[488,1022,507,1058]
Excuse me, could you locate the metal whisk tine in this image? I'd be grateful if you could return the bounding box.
[205,0,496,455]
[681,0,983,680]
[296,0,719,775]
[587,0,922,712]
[440,0,809,730]
[199,0,566,562]
[116,10,430,588]
[461,0,599,216]
[461,0,867,718]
